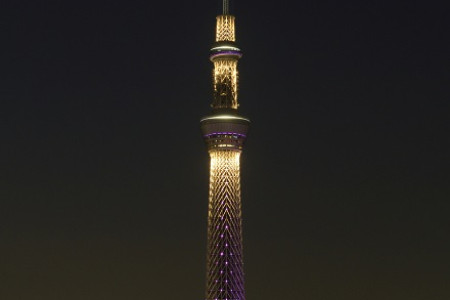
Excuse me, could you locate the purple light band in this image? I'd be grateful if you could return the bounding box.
[205,132,247,137]
[210,51,242,60]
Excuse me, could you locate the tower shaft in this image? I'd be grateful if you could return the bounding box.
[201,114,248,300]
[206,150,244,299]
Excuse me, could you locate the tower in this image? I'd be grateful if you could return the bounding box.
[200,1,249,300]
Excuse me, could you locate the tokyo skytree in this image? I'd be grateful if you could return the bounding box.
[200,1,250,299]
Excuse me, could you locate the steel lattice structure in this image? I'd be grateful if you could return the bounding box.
[206,150,244,300]
[216,15,235,42]
[212,59,239,109]
[200,1,250,300]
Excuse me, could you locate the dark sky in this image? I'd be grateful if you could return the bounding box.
[1,0,449,299]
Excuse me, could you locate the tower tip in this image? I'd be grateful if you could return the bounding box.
[223,0,229,14]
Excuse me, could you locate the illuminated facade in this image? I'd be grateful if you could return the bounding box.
[200,1,249,300]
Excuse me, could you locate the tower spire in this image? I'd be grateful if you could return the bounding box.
[210,1,241,111]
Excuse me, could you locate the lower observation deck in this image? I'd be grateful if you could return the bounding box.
[200,113,250,151]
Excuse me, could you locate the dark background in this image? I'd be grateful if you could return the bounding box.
[1,0,449,299]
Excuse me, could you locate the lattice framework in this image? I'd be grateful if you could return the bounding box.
[206,150,245,300]
[216,15,236,42]
[213,59,239,109]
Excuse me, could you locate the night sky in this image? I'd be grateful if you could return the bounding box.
[1,0,449,299]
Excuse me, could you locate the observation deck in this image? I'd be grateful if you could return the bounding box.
[200,112,250,151]
[210,42,242,61]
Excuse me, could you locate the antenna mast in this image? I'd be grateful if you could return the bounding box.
[223,0,229,14]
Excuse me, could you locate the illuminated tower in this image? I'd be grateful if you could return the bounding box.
[200,1,249,300]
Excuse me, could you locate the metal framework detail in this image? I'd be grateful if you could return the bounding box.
[213,59,239,109]
[206,150,244,300]
[216,15,236,42]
